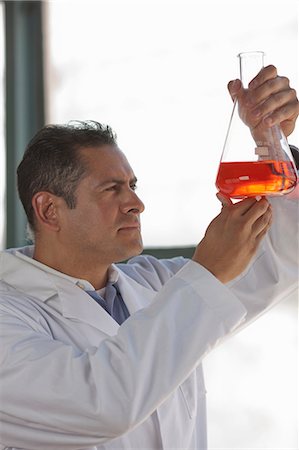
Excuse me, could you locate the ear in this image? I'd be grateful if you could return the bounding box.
[31,192,61,232]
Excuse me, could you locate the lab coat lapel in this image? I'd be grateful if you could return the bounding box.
[52,277,120,336]
[54,268,157,335]
[1,251,157,336]
[116,268,157,314]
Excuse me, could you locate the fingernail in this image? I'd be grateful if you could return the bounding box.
[231,79,241,93]
[255,195,262,201]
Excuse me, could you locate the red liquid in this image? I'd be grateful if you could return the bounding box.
[216,160,298,198]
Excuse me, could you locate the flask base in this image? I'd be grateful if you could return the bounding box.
[216,160,298,198]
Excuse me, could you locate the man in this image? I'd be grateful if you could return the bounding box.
[0,65,298,449]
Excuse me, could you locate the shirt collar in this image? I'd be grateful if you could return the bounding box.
[14,245,119,291]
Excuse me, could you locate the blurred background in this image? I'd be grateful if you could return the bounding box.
[0,0,298,447]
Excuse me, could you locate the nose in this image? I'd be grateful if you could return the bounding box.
[121,189,145,215]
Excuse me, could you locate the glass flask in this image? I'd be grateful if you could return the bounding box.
[215,51,298,198]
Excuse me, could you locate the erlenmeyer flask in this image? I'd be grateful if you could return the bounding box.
[216,51,298,198]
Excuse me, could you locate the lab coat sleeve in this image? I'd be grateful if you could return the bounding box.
[227,195,298,328]
[0,264,247,449]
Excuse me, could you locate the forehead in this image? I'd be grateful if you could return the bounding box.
[78,145,134,178]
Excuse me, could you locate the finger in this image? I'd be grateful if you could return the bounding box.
[231,196,260,216]
[240,197,270,224]
[255,214,273,243]
[250,88,297,125]
[254,88,297,120]
[263,98,299,128]
[251,205,272,236]
[248,76,291,108]
[227,79,242,101]
[248,65,278,90]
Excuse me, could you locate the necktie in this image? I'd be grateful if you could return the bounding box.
[86,282,130,325]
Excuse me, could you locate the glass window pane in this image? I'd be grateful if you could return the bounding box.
[44,0,298,248]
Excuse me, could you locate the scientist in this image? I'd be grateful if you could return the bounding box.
[0,65,298,450]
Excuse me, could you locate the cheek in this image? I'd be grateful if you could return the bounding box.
[72,206,117,233]
[61,196,120,235]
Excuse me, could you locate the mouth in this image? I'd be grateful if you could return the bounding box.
[118,221,141,232]
[118,225,141,232]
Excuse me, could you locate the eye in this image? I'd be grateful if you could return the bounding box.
[105,185,118,192]
[130,182,138,191]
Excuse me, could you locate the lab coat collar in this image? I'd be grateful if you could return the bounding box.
[53,267,157,334]
[51,275,121,335]
[0,250,58,301]
[0,248,157,335]
[12,245,96,291]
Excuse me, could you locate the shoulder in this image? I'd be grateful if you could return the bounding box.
[116,254,189,290]
[0,281,32,314]
[0,281,50,331]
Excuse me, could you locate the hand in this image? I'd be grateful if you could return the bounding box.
[192,195,272,283]
[228,65,299,139]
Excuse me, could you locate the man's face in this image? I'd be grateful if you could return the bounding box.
[57,145,145,264]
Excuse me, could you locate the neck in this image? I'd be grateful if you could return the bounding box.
[33,242,110,290]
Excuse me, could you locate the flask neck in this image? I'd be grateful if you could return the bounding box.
[238,51,264,88]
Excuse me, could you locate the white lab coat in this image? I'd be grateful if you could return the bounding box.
[0,197,298,450]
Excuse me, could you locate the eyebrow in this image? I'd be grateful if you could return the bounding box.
[96,176,138,188]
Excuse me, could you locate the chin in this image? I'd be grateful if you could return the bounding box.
[115,242,144,263]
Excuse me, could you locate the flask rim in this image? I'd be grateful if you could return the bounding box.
[237,51,265,59]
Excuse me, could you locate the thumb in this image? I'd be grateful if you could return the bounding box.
[227,79,242,101]
[216,192,233,208]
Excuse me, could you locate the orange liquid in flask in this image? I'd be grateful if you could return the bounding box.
[216,160,298,198]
